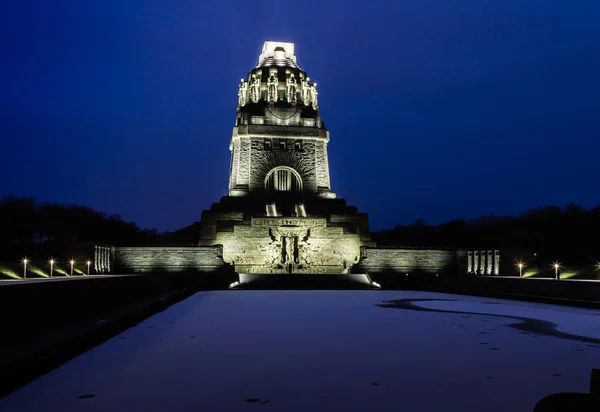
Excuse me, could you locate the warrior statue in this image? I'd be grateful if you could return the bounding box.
[301,77,311,106]
[311,82,319,110]
[286,74,297,104]
[267,73,278,103]
[249,73,261,103]
[283,236,296,264]
[237,79,247,108]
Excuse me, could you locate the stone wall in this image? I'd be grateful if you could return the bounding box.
[248,137,319,193]
[216,217,362,274]
[229,123,332,196]
[114,246,229,274]
[359,247,463,275]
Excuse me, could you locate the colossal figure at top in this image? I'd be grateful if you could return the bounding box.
[198,41,374,276]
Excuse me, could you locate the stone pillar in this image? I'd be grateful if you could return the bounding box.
[493,250,500,275]
[315,139,332,192]
[228,138,242,194]
[110,247,115,273]
[467,251,473,273]
[473,251,479,274]
[479,251,486,275]
[106,247,115,273]
[486,250,493,275]
[360,246,368,260]
[99,246,103,273]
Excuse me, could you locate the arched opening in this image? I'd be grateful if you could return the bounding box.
[264,167,305,217]
[265,167,302,192]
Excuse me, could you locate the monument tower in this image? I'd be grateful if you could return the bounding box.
[112,41,470,280]
[198,41,374,279]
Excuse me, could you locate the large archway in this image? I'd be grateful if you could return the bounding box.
[264,167,303,192]
[264,167,305,217]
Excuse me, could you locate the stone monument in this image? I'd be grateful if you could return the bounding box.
[111,41,472,281]
[198,41,375,277]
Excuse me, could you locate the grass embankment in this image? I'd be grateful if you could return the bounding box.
[0,261,87,280]
[519,264,600,281]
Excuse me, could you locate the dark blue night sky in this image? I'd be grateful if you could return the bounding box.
[1,1,599,231]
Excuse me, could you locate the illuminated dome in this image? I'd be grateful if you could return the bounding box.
[236,41,321,126]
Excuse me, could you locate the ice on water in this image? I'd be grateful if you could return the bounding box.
[2,290,599,412]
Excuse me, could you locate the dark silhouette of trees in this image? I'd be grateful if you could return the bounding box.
[3,195,599,265]
[373,203,600,259]
[0,196,165,253]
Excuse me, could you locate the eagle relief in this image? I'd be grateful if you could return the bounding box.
[267,227,310,267]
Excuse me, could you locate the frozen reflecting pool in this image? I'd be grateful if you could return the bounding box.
[2,290,599,412]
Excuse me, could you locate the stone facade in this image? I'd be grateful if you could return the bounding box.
[99,41,501,283]
[203,216,364,274]
[198,195,374,274]
[228,42,333,199]
[199,41,373,275]
[359,248,463,275]
[114,246,228,273]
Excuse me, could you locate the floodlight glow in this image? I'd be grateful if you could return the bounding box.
[552,262,561,279]
[22,258,28,279]
[517,261,524,277]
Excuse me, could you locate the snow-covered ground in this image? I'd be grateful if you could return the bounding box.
[2,290,599,412]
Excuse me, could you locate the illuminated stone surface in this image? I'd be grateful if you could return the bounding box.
[198,42,374,274]
[111,42,499,278]
[114,246,226,273]
[229,42,329,197]
[2,291,599,411]
[359,248,461,274]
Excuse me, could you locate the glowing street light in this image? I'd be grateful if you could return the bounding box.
[517,262,524,278]
[86,260,91,276]
[49,259,55,277]
[22,258,28,279]
[553,262,560,280]
[69,259,75,276]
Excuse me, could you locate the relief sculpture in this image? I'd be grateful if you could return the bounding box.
[282,236,297,264]
[267,226,309,267]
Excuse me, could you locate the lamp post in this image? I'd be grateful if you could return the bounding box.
[86,260,91,276]
[518,262,523,278]
[22,258,28,279]
[49,259,55,277]
[553,262,560,280]
[70,259,75,276]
